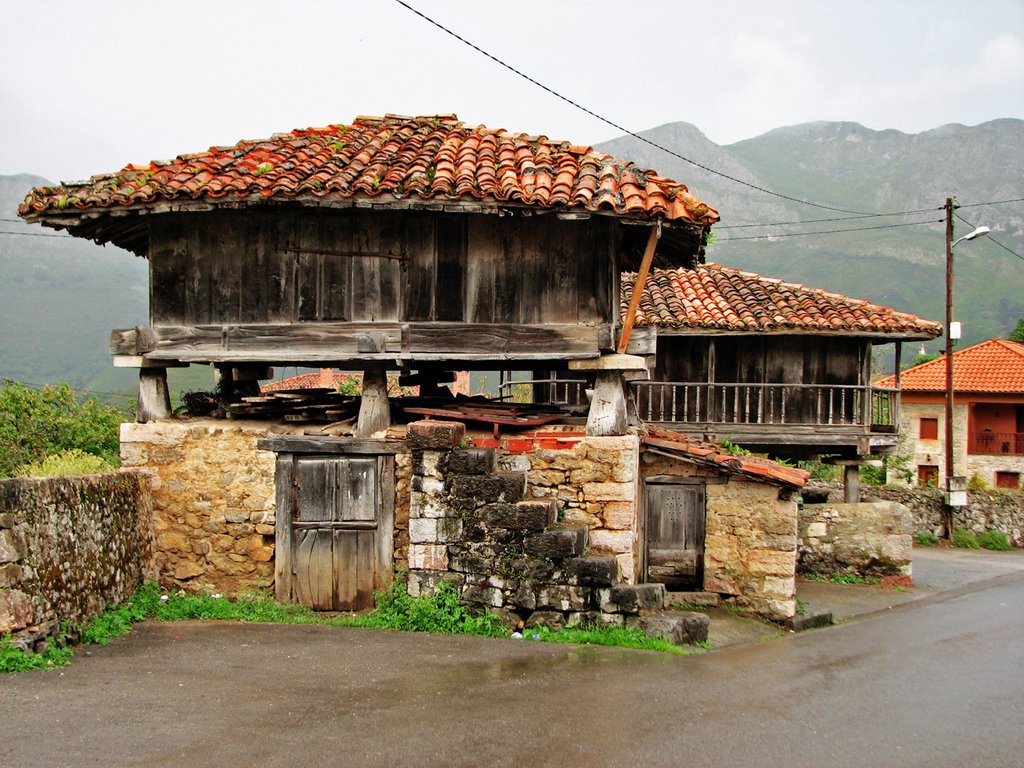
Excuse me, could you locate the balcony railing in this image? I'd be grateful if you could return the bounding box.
[631,381,899,431]
[970,431,1024,456]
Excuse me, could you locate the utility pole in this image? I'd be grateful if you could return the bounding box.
[943,197,956,539]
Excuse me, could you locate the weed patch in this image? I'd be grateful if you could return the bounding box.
[914,532,941,547]
[952,528,981,549]
[977,530,1012,551]
[806,573,875,585]
[0,635,73,673]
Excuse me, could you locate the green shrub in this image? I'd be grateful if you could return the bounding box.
[967,474,990,491]
[0,635,73,673]
[952,528,981,549]
[977,530,1012,551]
[0,380,127,478]
[14,448,115,478]
[914,532,941,546]
[353,579,506,637]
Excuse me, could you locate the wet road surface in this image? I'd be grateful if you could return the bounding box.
[2,570,1022,768]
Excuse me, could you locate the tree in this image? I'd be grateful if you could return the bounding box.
[1009,318,1024,343]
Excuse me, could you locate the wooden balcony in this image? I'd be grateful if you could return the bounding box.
[970,431,1024,456]
[631,381,900,453]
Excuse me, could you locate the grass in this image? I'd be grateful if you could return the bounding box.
[914,532,941,547]
[3,579,696,672]
[952,528,981,549]
[805,573,875,585]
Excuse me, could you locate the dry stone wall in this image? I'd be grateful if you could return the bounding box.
[0,472,151,649]
[120,420,281,593]
[798,501,913,578]
[405,421,669,629]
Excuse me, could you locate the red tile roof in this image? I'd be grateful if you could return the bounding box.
[623,264,941,338]
[643,427,809,488]
[19,114,718,226]
[876,338,1024,393]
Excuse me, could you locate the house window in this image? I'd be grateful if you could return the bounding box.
[918,465,939,488]
[919,417,939,440]
[995,472,1020,490]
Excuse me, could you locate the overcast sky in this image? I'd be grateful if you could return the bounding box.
[2,0,1022,183]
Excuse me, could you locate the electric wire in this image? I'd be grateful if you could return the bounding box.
[716,218,944,241]
[393,0,885,216]
[953,212,1024,263]
[716,207,942,229]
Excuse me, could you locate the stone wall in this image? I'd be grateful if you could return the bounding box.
[120,420,281,593]
[809,482,1023,547]
[405,421,669,629]
[798,502,913,578]
[640,454,798,620]
[0,472,152,649]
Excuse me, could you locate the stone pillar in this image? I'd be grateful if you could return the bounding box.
[568,354,648,437]
[844,464,861,504]
[137,369,171,423]
[356,366,391,438]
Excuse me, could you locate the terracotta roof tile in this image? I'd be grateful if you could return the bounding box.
[644,428,809,488]
[876,339,1024,393]
[623,264,942,338]
[20,114,718,227]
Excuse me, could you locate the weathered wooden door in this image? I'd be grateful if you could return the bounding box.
[276,454,394,611]
[645,480,705,589]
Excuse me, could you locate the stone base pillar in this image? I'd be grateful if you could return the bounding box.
[569,354,648,437]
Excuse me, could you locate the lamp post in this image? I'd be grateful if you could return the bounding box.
[942,196,990,537]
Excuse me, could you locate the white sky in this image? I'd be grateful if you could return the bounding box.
[2,0,1022,183]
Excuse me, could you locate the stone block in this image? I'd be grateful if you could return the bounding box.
[461,583,503,608]
[583,481,636,502]
[535,585,590,612]
[783,610,833,632]
[449,473,526,504]
[523,527,587,559]
[588,529,633,554]
[156,531,191,554]
[569,610,624,628]
[0,529,23,564]
[407,570,464,598]
[603,583,667,615]
[602,502,635,530]
[512,582,537,610]
[409,518,463,544]
[0,589,35,633]
[525,610,566,631]
[806,521,828,538]
[0,513,17,529]
[445,449,496,475]
[0,563,24,588]
[408,543,449,571]
[564,556,619,587]
[407,420,465,451]
[668,591,720,608]
[632,610,709,646]
[479,500,556,531]
[173,562,205,580]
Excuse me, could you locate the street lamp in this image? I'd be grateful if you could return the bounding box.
[943,198,990,536]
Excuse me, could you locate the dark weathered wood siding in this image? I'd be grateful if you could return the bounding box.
[148,209,615,328]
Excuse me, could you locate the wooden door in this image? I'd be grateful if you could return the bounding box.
[645,480,705,589]
[276,454,394,611]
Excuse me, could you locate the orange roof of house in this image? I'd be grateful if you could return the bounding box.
[876,338,1024,393]
[622,264,942,338]
[643,427,809,488]
[19,114,718,226]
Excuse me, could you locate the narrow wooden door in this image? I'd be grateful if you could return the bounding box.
[277,454,394,611]
[645,481,705,589]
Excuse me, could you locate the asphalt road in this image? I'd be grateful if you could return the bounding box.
[2,571,1022,768]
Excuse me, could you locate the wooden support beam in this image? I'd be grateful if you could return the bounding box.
[355,367,391,438]
[137,369,171,423]
[617,223,660,354]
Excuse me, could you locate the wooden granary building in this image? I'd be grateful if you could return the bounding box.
[20,114,938,620]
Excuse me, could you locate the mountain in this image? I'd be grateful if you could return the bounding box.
[2,118,1022,390]
[596,119,1024,351]
[0,175,211,401]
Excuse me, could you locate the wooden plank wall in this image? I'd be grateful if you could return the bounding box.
[149,209,615,328]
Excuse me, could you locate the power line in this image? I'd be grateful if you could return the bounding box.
[953,212,1024,263]
[393,0,884,216]
[717,207,942,229]
[0,229,72,238]
[957,197,1024,208]
[716,218,943,241]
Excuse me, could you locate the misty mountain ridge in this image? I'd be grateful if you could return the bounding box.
[2,118,1022,394]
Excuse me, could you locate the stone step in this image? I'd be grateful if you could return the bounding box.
[782,610,833,632]
[667,591,720,608]
[523,525,588,559]
[631,609,710,646]
[601,583,667,615]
